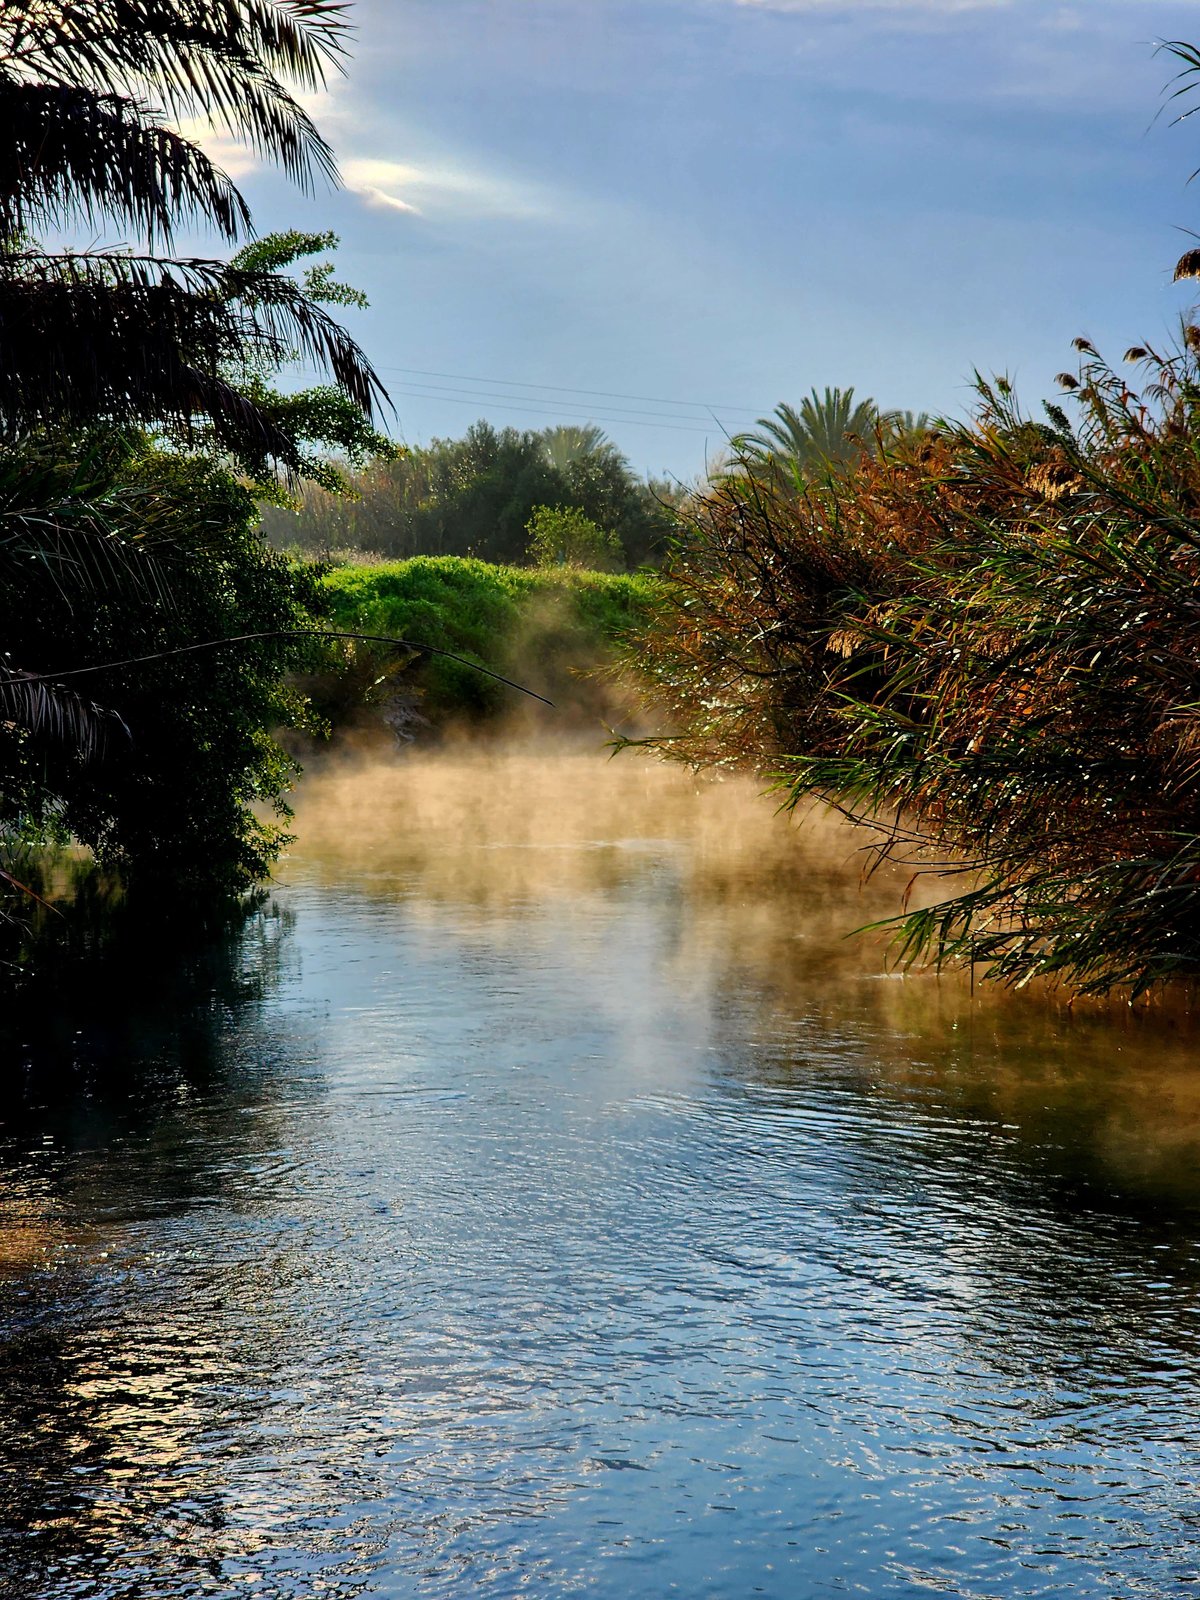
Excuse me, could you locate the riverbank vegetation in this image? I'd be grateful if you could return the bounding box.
[631,331,1200,996]
[0,2,391,913]
[312,556,657,730]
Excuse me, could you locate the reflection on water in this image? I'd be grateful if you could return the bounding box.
[2,745,1200,1598]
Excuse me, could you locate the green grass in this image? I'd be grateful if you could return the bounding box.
[318,555,659,722]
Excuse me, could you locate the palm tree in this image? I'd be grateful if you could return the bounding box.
[0,1,385,463]
[0,4,389,902]
[539,424,617,474]
[734,389,883,477]
[881,408,936,447]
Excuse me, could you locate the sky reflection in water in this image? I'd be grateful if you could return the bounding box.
[2,746,1200,1599]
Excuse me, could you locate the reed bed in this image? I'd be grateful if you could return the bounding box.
[632,337,1200,996]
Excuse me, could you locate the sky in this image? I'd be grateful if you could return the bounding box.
[213,0,1200,479]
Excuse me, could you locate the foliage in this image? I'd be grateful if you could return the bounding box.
[0,2,386,467]
[629,333,1200,996]
[0,0,395,916]
[319,555,658,722]
[262,420,676,568]
[731,390,933,486]
[207,230,398,495]
[525,503,622,569]
[0,229,390,907]
[733,389,883,475]
[0,431,324,899]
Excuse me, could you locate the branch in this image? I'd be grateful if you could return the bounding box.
[24,629,556,707]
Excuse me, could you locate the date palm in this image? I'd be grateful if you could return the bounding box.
[540,424,616,474]
[0,1,385,462]
[734,389,884,477]
[733,389,934,486]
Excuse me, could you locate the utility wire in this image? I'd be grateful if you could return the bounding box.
[390,384,733,436]
[390,377,740,428]
[378,364,762,416]
[21,632,555,707]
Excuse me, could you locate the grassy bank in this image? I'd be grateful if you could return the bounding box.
[315,555,659,731]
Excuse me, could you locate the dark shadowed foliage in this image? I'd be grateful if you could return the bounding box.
[0,1,386,467]
[0,433,325,899]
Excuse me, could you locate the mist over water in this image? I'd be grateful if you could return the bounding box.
[3,743,1200,1599]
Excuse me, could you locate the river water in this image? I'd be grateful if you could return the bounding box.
[3,746,1200,1600]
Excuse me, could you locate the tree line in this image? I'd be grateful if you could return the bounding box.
[262,420,680,570]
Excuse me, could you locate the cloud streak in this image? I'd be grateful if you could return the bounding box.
[339,153,561,223]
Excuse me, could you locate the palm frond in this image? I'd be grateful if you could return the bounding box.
[0,2,348,195]
[0,252,388,465]
[0,78,251,244]
[0,665,128,762]
[0,436,193,611]
[733,390,883,478]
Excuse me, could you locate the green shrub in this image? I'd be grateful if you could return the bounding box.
[0,433,325,902]
[320,555,657,722]
[526,504,622,570]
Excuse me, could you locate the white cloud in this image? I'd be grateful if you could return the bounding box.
[357,187,422,215]
[170,106,562,227]
[339,158,424,214]
[339,154,560,224]
[170,117,262,180]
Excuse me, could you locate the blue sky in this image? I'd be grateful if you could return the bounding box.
[223,0,1200,478]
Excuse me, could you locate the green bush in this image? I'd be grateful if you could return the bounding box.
[526,504,623,569]
[0,432,326,902]
[319,555,658,722]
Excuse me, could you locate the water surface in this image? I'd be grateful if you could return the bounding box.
[3,746,1200,1599]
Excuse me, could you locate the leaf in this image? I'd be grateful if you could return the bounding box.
[0,665,129,762]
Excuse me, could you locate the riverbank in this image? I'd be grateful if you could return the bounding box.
[310,555,659,737]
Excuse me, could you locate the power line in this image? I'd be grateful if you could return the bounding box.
[378,363,762,416]
[389,383,736,436]
[388,377,738,428]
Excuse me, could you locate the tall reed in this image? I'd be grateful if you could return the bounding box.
[632,337,1200,995]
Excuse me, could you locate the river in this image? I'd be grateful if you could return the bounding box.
[2,745,1199,1599]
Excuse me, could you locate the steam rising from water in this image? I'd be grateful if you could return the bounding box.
[286,740,1200,1187]
[5,740,1200,1599]
[287,738,908,924]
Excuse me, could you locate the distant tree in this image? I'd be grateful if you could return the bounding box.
[538,426,671,567]
[734,389,883,479]
[263,419,678,567]
[540,424,613,473]
[526,504,622,569]
[731,391,934,490]
[883,409,936,444]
